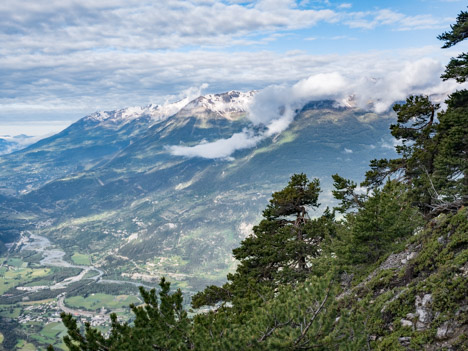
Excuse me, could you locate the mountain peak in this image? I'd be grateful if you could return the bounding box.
[84,99,189,127]
[82,90,257,128]
[176,90,256,120]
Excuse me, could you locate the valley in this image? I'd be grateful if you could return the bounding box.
[0,94,399,349]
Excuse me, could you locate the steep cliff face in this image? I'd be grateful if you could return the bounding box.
[337,208,467,350]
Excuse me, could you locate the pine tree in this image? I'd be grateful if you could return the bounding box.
[363,96,440,215]
[362,8,468,216]
[53,278,192,351]
[236,173,322,283]
[434,8,468,209]
[439,9,468,82]
[192,174,327,310]
[331,174,366,213]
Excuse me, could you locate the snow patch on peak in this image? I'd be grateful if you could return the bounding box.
[177,90,256,120]
[82,90,256,129]
[85,99,189,127]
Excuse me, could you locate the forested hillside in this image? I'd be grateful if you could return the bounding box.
[51,10,467,351]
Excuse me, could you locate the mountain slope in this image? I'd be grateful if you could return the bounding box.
[0,99,194,196]
[332,208,468,350]
[0,97,398,292]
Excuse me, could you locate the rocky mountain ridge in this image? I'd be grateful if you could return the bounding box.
[83,90,256,128]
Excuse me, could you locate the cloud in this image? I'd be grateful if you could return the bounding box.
[168,129,263,159]
[247,71,348,135]
[338,3,352,9]
[345,9,449,31]
[1,47,462,122]
[250,57,450,120]
[0,0,461,131]
[0,0,338,54]
[380,137,402,150]
[167,57,467,160]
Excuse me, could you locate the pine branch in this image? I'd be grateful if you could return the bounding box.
[293,289,329,347]
[257,316,293,342]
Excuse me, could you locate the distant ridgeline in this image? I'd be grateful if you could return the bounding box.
[50,10,467,351]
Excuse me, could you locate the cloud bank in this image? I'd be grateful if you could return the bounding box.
[169,129,264,159]
[168,57,467,160]
[1,0,459,130]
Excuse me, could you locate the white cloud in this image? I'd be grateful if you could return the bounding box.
[1,47,462,121]
[345,9,449,31]
[167,56,467,160]
[168,129,263,159]
[253,57,452,117]
[380,137,402,150]
[0,1,462,128]
[0,0,338,55]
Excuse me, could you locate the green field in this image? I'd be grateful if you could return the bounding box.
[30,322,68,349]
[65,293,140,311]
[71,252,91,265]
[6,258,27,268]
[41,322,67,339]
[0,266,50,294]
[16,340,36,351]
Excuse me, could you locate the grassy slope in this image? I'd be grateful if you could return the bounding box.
[337,208,468,350]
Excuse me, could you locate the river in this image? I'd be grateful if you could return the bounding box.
[21,232,154,289]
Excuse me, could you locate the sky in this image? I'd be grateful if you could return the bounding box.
[1,0,467,136]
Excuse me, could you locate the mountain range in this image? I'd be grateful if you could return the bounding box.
[0,91,397,292]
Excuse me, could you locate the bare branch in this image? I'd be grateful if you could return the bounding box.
[294,289,330,347]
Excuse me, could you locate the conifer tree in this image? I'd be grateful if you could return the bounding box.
[435,8,468,209]
[192,174,327,310]
[363,96,440,215]
[362,11,468,215]
[439,9,468,82]
[54,278,192,351]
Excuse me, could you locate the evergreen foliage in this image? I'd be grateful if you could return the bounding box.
[233,174,322,283]
[338,181,423,264]
[192,174,326,311]
[439,9,468,81]
[60,278,192,350]
[434,8,468,210]
[363,95,440,215]
[363,15,468,216]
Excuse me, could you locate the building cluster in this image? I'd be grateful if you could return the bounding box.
[17,301,113,327]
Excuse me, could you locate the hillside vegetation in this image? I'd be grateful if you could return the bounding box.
[52,11,467,351]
